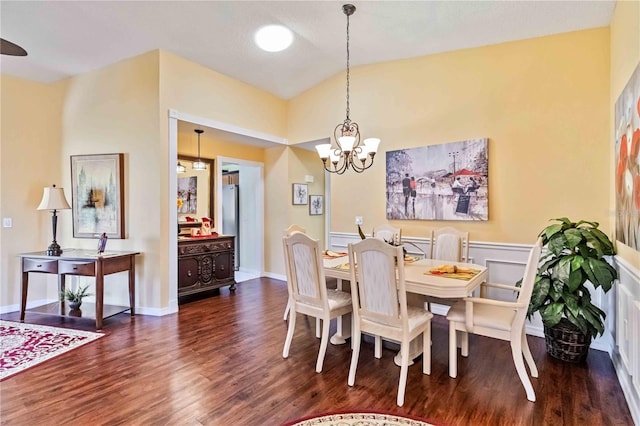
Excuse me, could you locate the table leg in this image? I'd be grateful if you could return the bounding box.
[330,278,352,345]
[20,269,28,322]
[95,258,104,330]
[128,255,135,316]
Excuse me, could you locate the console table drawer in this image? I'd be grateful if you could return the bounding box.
[22,258,58,273]
[59,261,96,276]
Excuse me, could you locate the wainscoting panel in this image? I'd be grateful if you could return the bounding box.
[618,284,634,372]
[611,256,640,425]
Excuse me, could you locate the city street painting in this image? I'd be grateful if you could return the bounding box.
[177,176,198,214]
[386,138,488,221]
[71,153,125,238]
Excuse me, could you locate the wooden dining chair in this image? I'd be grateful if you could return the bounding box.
[446,237,543,401]
[430,226,469,262]
[426,226,470,311]
[283,225,307,321]
[347,238,433,407]
[282,232,352,373]
[371,224,402,246]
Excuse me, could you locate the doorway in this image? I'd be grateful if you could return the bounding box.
[218,157,263,282]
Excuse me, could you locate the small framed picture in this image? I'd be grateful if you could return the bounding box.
[292,183,308,205]
[309,195,323,215]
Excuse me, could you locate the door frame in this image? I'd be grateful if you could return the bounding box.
[168,109,283,309]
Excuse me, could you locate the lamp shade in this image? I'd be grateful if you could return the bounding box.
[37,186,71,210]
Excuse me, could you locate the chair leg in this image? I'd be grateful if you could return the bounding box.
[423,326,431,375]
[510,338,536,402]
[374,336,382,359]
[461,331,469,357]
[283,310,297,358]
[521,330,538,378]
[397,342,409,406]
[316,317,321,339]
[348,329,362,386]
[316,317,330,373]
[449,323,457,378]
[283,300,290,321]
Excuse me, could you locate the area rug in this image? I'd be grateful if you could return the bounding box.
[284,412,437,426]
[0,320,104,380]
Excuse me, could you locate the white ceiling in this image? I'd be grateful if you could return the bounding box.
[1,1,616,100]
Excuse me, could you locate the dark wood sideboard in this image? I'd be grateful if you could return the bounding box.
[178,235,236,298]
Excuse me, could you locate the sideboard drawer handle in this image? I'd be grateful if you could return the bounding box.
[36,264,42,268]
[73,267,78,270]
[187,270,192,277]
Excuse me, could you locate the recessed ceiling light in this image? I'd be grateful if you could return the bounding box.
[254,25,293,52]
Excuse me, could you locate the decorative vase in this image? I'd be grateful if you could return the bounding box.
[543,318,591,363]
[68,301,82,311]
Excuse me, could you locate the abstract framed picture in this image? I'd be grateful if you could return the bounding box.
[71,153,125,238]
[615,62,640,250]
[385,138,488,221]
[309,195,323,215]
[292,183,308,205]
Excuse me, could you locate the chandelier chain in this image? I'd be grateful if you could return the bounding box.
[345,11,350,122]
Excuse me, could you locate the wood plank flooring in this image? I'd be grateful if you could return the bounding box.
[0,277,634,425]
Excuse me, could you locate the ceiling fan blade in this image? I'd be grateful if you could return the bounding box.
[1,38,28,56]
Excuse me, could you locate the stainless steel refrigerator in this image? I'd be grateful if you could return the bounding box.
[222,184,239,270]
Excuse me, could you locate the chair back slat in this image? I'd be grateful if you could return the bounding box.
[431,226,469,262]
[283,232,327,310]
[349,238,405,328]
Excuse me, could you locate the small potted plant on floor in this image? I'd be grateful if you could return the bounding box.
[527,218,617,362]
[60,285,92,311]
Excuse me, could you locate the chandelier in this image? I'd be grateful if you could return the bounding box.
[316,4,380,174]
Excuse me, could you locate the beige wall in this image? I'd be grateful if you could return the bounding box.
[0,23,625,312]
[611,0,640,265]
[1,75,65,305]
[289,28,610,245]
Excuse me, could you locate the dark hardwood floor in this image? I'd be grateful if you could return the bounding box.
[0,278,634,425]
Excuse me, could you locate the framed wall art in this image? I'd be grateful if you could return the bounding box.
[71,153,125,238]
[292,183,308,205]
[385,138,488,221]
[615,62,640,250]
[309,195,323,215]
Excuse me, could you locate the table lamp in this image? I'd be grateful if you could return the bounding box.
[37,185,71,256]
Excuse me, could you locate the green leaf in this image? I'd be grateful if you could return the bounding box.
[540,302,563,326]
[567,268,584,292]
[548,233,568,256]
[588,228,615,255]
[543,224,564,241]
[564,228,583,249]
[555,257,572,283]
[586,258,616,291]
[529,276,550,315]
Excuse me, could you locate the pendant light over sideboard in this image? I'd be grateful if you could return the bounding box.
[193,129,207,170]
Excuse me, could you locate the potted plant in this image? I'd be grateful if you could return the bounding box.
[527,218,617,362]
[60,285,92,311]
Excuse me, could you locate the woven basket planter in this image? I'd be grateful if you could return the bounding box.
[543,318,592,363]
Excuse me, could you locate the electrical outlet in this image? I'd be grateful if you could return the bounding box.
[355,216,363,225]
[2,218,12,228]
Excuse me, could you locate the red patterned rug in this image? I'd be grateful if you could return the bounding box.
[0,320,104,381]
[284,412,438,426]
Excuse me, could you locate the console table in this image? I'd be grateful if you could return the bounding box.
[19,249,140,330]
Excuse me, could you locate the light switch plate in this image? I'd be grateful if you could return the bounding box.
[3,218,12,228]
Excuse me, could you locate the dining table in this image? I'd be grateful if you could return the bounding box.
[322,251,488,364]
